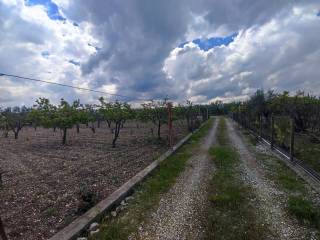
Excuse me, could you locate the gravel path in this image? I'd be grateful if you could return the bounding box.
[133,118,219,240]
[225,118,309,240]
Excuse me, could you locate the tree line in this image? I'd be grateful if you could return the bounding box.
[0,97,214,147]
[228,90,320,147]
[229,90,320,132]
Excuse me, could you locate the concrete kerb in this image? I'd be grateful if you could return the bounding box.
[49,121,208,240]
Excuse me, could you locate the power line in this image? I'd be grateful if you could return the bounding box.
[0,72,153,102]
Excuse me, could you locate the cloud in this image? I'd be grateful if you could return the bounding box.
[164,3,320,103]
[60,0,195,101]
[1,0,320,107]
[0,0,97,106]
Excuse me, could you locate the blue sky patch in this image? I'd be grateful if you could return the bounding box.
[179,32,238,51]
[26,0,66,21]
[317,10,320,17]
[41,51,50,57]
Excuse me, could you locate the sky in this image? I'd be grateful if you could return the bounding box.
[0,0,320,106]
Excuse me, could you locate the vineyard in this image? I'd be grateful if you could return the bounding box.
[230,90,320,175]
[0,98,210,240]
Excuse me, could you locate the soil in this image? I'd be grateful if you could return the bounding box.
[0,120,188,240]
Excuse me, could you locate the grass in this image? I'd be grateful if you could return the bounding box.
[255,152,306,193]
[288,196,320,227]
[205,117,272,240]
[90,119,214,240]
[240,126,320,233]
[43,207,56,217]
[295,134,320,174]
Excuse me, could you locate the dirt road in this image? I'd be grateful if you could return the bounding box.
[225,118,311,240]
[133,118,219,240]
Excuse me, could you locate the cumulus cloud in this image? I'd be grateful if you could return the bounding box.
[0,0,98,106]
[164,3,320,103]
[0,0,320,106]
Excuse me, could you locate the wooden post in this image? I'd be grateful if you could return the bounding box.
[290,118,295,162]
[167,102,173,148]
[0,216,8,240]
[271,115,275,149]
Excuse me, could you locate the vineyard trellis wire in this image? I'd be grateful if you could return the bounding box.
[230,90,320,183]
[232,113,296,160]
[232,112,320,186]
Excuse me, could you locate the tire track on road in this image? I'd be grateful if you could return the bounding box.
[132,118,219,240]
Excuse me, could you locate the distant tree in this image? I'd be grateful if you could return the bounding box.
[172,104,187,129]
[209,100,225,115]
[84,104,99,133]
[99,98,133,147]
[1,106,29,139]
[0,110,9,138]
[199,105,209,122]
[29,98,82,145]
[248,89,269,119]
[185,101,198,132]
[140,99,168,139]
[172,101,199,132]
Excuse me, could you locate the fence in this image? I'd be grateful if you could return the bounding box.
[231,112,320,178]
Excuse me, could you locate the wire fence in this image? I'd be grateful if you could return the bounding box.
[232,112,320,177]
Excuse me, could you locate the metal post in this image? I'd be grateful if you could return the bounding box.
[206,107,209,120]
[271,115,274,149]
[245,116,248,129]
[167,102,173,148]
[0,216,8,240]
[290,118,295,162]
[259,115,263,140]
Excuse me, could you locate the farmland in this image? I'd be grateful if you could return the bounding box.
[0,120,189,240]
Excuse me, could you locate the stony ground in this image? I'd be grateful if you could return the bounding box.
[132,118,219,240]
[125,117,319,240]
[225,118,318,239]
[0,120,188,240]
